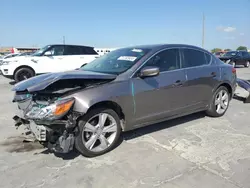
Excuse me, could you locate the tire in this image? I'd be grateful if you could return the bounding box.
[206,86,230,117]
[14,67,35,82]
[244,61,250,68]
[75,108,121,157]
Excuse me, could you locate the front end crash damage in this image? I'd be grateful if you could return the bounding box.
[236,78,250,103]
[12,71,116,153]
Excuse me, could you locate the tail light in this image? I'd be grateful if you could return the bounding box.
[232,67,236,74]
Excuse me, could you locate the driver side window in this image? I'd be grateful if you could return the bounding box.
[144,48,180,72]
[47,46,65,56]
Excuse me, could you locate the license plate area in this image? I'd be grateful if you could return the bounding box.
[28,122,47,141]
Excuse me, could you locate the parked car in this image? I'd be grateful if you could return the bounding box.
[12,44,237,157]
[0,44,99,82]
[219,51,250,67]
[214,51,225,57]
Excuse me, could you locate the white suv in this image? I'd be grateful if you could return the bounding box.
[0,44,99,82]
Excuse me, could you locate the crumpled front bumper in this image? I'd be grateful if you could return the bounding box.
[13,115,47,141]
[236,78,250,103]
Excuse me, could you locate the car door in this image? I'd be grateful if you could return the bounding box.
[180,48,219,109]
[131,48,187,125]
[34,45,65,73]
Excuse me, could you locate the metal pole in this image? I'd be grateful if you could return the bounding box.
[202,13,205,48]
[63,36,65,44]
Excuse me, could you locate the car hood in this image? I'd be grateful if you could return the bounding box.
[2,56,28,62]
[12,70,117,92]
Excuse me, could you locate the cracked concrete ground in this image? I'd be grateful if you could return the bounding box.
[0,68,250,188]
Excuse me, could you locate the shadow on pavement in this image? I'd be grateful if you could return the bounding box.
[233,94,246,102]
[122,112,205,141]
[9,81,16,85]
[1,112,205,159]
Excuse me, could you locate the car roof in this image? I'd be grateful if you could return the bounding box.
[48,44,94,48]
[120,44,207,52]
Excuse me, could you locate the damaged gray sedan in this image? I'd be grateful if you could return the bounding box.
[12,44,237,157]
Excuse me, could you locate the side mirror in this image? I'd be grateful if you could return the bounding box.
[44,51,52,56]
[139,66,160,78]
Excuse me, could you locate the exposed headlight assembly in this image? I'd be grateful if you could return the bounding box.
[25,98,75,120]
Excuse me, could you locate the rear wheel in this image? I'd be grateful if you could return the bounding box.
[14,67,35,82]
[206,86,230,117]
[75,108,121,157]
[244,61,250,68]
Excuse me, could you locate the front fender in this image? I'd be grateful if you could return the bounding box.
[71,80,133,117]
[10,60,37,75]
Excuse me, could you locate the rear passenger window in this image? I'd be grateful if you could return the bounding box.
[64,46,82,55]
[182,49,210,68]
[82,47,98,55]
[204,53,211,64]
[145,49,180,72]
[64,46,98,55]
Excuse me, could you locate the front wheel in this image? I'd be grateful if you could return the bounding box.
[206,86,230,117]
[75,108,121,157]
[14,67,35,82]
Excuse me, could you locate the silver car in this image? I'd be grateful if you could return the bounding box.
[12,44,237,157]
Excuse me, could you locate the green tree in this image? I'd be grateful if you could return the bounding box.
[211,48,222,53]
[236,46,247,51]
[224,49,232,52]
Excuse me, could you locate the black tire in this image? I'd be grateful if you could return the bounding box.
[206,86,230,117]
[244,61,250,68]
[75,108,121,157]
[14,67,35,82]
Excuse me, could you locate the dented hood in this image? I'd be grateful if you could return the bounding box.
[12,70,117,92]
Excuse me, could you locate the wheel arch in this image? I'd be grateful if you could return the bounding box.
[14,65,36,76]
[216,82,233,99]
[85,100,126,130]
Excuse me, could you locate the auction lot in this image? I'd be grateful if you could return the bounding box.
[0,68,250,188]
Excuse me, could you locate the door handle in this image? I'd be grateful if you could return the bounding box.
[211,72,216,77]
[172,80,183,87]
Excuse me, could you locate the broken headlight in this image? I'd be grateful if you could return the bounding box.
[25,98,75,120]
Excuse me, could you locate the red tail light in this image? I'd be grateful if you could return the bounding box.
[232,67,236,74]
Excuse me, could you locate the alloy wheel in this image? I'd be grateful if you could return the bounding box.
[82,113,118,152]
[215,90,229,114]
[18,71,32,81]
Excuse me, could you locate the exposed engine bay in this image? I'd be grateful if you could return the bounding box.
[12,74,115,153]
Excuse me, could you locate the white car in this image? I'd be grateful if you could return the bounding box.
[0,44,99,82]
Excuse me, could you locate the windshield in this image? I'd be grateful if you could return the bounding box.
[223,51,238,57]
[32,45,51,56]
[81,47,151,74]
